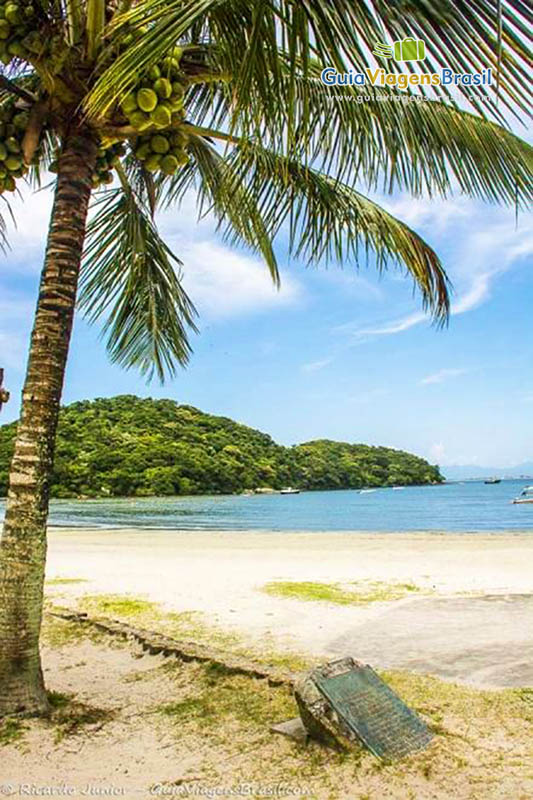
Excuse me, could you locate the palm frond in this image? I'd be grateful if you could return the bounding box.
[86,0,106,59]
[80,179,198,382]
[0,195,14,253]
[160,132,279,285]
[227,143,451,322]
[262,68,533,207]
[85,0,532,126]
[158,135,450,322]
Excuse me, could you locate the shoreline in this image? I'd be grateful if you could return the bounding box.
[48,525,532,532]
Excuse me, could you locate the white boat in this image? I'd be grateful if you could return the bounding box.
[280,487,300,494]
[512,486,533,504]
[360,489,376,494]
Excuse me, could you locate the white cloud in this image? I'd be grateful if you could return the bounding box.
[421,368,467,385]
[0,294,33,371]
[2,188,54,272]
[335,205,533,343]
[301,358,332,373]
[2,187,302,323]
[178,240,302,319]
[382,196,471,232]
[338,311,426,338]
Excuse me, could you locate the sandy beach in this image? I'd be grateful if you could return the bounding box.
[2,527,532,799]
[45,528,533,688]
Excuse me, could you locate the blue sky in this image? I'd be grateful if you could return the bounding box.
[1,142,532,469]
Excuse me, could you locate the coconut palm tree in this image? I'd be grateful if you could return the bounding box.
[0,0,531,716]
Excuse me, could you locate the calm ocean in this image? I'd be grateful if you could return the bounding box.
[1,479,532,532]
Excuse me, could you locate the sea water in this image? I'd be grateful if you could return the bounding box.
[0,479,531,532]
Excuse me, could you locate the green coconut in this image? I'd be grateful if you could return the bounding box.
[7,39,26,57]
[5,136,20,153]
[150,134,170,154]
[128,110,152,130]
[147,64,161,81]
[5,154,22,171]
[24,4,35,18]
[0,19,10,37]
[162,56,180,75]
[171,130,189,148]
[4,174,15,190]
[0,143,7,160]
[5,3,21,24]
[150,104,171,128]
[160,154,179,175]
[153,77,172,99]
[169,95,184,112]
[173,148,190,166]
[172,45,184,62]
[121,93,138,114]
[12,111,29,129]
[144,153,162,172]
[136,87,158,113]
[134,142,151,161]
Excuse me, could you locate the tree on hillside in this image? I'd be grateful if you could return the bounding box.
[0,0,531,715]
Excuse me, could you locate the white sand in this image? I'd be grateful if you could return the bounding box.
[45,528,533,687]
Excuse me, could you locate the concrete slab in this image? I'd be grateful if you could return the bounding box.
[328,594,533,688]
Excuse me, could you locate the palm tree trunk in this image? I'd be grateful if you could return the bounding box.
[0,129,97,716]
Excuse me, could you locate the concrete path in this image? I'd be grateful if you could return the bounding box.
[328,593,533,687]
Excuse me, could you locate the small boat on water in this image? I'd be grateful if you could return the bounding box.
[484,477,501,484]
[280,487,300,494]
[512,486,533,504]
[360,489,377,494]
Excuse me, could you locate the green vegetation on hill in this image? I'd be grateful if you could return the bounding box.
[0,396,441,498]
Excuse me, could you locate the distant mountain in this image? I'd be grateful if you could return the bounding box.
[443,463,533,481]
[0,395,442,498]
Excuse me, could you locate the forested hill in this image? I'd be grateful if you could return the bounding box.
[0,396,442,498]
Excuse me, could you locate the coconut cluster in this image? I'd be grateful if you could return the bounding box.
[121,47,187,133]
[134,130,189,175]
[0,2,46,65]
[92,141,126,187]
[0,100,30,193]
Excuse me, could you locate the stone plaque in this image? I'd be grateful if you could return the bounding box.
[297,657,433,760]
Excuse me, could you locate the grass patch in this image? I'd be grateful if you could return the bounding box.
[79,594,159,618]
[153,659,533,797]
[0,717,26,746]
[46,577,88,586]
[42,614,92,647]
[158,661,295,730]
[261,580,422,605]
